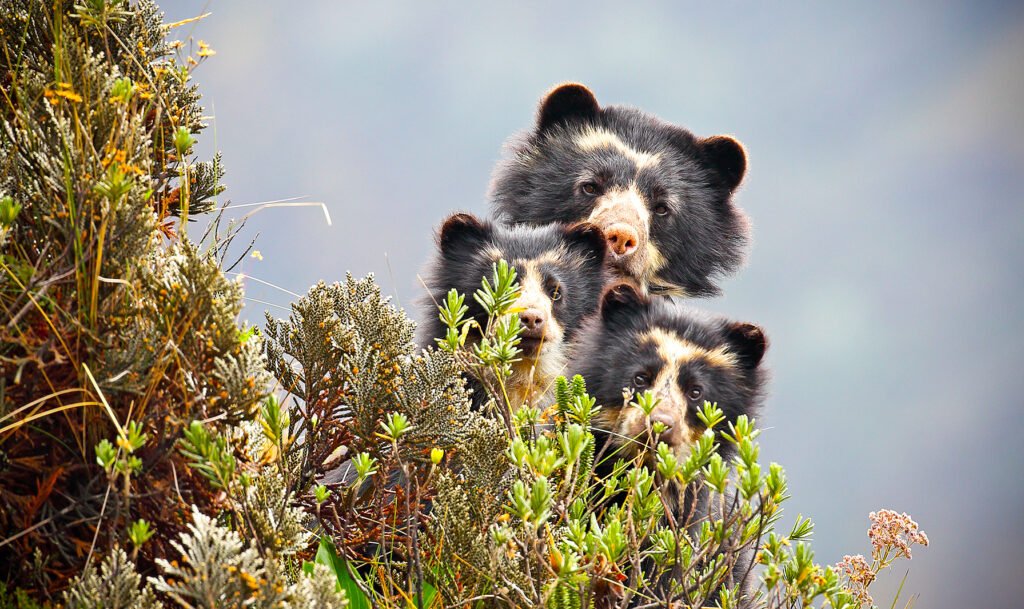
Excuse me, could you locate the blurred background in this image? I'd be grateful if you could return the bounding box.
[166,2,1024,607]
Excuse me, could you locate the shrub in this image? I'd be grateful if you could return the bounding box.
[0,0,261,593]
[0,1,927,607]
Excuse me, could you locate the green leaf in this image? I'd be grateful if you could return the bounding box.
[315,536,372,609]
[173,126,196,155]
[789,513,814,540]
[0,196,22,227]
[473,259,521,317]
[380,411,412,441]
[630,390,660,416]
[314,483,331,505]
[420,581,438,608]
[95,438,116,470]
[127,518,153,548]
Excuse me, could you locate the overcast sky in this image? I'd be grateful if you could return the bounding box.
[166,2,1024,606]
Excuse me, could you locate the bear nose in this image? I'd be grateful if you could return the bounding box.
[649,412,677,444]
[519,308,546,333]
[605,223,640,257]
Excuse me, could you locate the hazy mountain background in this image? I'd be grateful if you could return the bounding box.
[165,2,1024,607]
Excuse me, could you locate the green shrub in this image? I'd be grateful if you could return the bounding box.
[0,0,260,593]
[0,2,927,607]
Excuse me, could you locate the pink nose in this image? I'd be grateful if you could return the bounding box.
[649,412,676,444]
[519,308,545,332]
[605,223,639,257]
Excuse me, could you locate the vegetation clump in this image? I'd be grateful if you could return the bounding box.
[0,0,263,589]
[0,2,926,608]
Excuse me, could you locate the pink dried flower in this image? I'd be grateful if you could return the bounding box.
[868,509,928,560]
[837,554,874,607]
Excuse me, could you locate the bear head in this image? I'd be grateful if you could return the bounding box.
[490,83,750,297]
[420,212,609,406]
[570,282,768,465]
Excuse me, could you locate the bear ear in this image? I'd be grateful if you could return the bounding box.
[724,322,768,369]
[537,83,600,133]
[700,135,747,192]
[600,282,647,325]
[563,222,607,263]
[439,213,491,255]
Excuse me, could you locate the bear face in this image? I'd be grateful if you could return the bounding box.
[420,213,609,407]
[570,283,768,465]
[490,83,750,297]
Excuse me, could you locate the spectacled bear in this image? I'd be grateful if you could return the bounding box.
[571,282,768,469]
[419,213,609,408]
[569,283,768,605]
[490,83,750,297]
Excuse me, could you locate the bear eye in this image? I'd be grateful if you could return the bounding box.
[687,387,703,401]
[544,277,562,301]
[633,373,650,388]
[581,182,601,196]
[653,204,670,216]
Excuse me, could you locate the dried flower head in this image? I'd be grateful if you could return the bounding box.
[868,509,929,560]
[837,554,874,607]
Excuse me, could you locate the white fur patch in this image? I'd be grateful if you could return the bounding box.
[574,127,661,170]
[505,260,567,408]
[642,244,687,296]
[507,346,567,408]
[587,186,652,282]
[604,331,737,462]
[642,327,737,370]
[588,186,651,234]
[641,328,731,453]
[614,388,699,461]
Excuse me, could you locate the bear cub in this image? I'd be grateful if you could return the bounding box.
[420,213,609,408]
[571,282,768,469]
[491,83,751,298]
[569,283,768,605]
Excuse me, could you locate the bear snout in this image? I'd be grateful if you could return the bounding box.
[605,223,640,258]
[518,308,546,337]
[648,410,680,446]
[622,404,687,450]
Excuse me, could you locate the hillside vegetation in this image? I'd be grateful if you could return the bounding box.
[0,2,924,608]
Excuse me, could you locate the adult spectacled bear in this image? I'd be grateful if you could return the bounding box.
[491,83,750,298]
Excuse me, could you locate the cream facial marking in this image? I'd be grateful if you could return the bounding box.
[515,262,565,348]
[574,127,661,170]
[504,259,567,408]
[587,186,651,234]
[645,279,687,298]
[645,242,668,277]
[516,246,600,282]
[531,247,571,268]
[609,328,739,458]
[615,404,649,444]
[513,261,562,343]
[642,327,738,370]
[645,234,685,296]
[613,386,700,459]
[588,185,651,282]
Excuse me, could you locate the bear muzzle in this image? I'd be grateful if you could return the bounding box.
[587,188,650,278]
[604,223,640,258]
[518,307,547,354]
